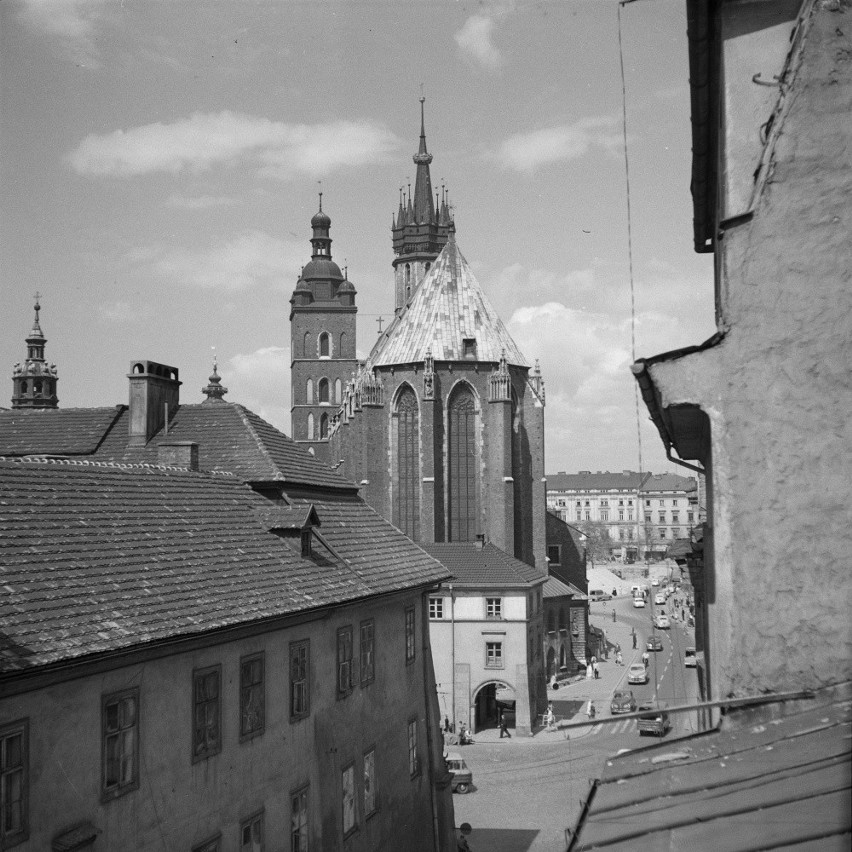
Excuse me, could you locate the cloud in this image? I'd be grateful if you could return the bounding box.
[164,194,240,210]
[68,112,400,178]
[494,117,623,172]
[227,346,291,435]
[455,14,503,70]
[97,300,154,323]
[19,0,103,67]
[141,230,303,292]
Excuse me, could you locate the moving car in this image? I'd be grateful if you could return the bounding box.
[610,690,637,714]
[654,593,666,605]
[445,752,473,793]
[684,647,697,668]
[646,635,663,652]
[654,614,670,629]
[628,663,649,684]
[650,577,659,586]
[632,597,646,608]
[637,704,670,737]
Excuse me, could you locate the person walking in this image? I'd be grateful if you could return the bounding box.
[612,608,617,623]
[545,703,556,731]
[593,660,600,679]
[642,651,650,668]
[499,710,511,739]
[586,662,593,679]
[632,629,637,650]
[587,700,596,720]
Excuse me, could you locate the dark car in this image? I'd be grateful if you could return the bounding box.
[637,704,670,737]
[646,635,663,652]
[610,690,637,714]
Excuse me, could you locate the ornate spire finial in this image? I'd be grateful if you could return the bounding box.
[202,350,228,402]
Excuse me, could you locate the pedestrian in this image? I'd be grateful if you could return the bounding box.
[682,607,685,621]
[612,609,617,623]
[593,661,600,679]
[457,822,473,852]
[616,651,623,666]
[586,662,593,679]
[545,703,556,731]
[499,710,511,739]
[616,643,621,654]
[642,651,649,668]
[444,716,451,733]
[632,630,637,650]
[587,700,596,719]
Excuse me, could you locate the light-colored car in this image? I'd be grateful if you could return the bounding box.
[637,704,670,737]
[684,647,697,668]
[654,593,666,605]
[650,577,659,586]
[628,662,648,684]
[646,635,663,652]
[632,597,646,608]
[445,752,473,793]
[654,614,670,629]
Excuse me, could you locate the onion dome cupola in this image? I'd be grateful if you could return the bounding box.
[202,357,229,403]
[391,97,454,313]
[11,294,59,409]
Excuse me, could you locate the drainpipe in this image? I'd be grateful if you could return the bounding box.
[449,584,455,727]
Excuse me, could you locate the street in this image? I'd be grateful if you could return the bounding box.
[452,589,701,851]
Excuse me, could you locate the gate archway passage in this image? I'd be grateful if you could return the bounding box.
[472,681,516,733]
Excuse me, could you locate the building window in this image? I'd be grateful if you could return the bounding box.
[334,377,342,404]
[687,511,694,523]
[290,640,310,720]
[408,719,419,777]
[658,514,666,524]
[318,378,329,403]
[307,413,315,440]
[306,378,313,404]
[319,413,329,439]
[342,764,356,837]
[645,499,651,507]
[300,528,312,557]
[585,511,591,521]
[462,338,477,359]
[619,510,624,520]
[673,527,682,538]
[240,653,265,740]
[448,384,477,541]
[291,786,309,852]
[394,385,420,540]
[628,512,633,521]
[337,627,353,697]
[660,528,667,538]
[628,530,634,540]
[363,749,377,817]
[575,501,581,507]
[486,597,502,619]
[645,513,652,523]
[360,620,375,686]
[240,811,264,852]
[575,511,581,521]
[319,333,330,357]
[672,499,679,506]
[102,688,139,800]
[485,641,503,668]
[547,545,560,565]
[429,597,444,619]
[1,720,28,846]
[600,510,609,521]
[193,665,221,762]
[404,607,416,664]
[659,499,665,506]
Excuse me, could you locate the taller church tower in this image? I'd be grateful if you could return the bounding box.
[289,197,357,459]
[11,295,59,409]
[391,98,453,312]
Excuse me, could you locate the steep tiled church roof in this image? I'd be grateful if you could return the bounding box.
[0,458,448,671]
[0,407,124,455]
[370,234,528,368]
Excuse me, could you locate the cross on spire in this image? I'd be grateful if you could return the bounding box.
[376,316,384,334]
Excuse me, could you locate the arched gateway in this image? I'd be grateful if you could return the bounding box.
[472,680,516,733]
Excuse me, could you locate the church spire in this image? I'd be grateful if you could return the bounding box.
[412,97,435,224]
[11,293,59,409]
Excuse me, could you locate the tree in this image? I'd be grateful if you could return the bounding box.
[578,522,613,568]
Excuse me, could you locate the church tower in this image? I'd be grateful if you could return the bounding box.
[391,98,453,313]
[11,295,59,409]
[290,197,357,459]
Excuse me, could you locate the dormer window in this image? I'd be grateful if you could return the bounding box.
[462,338,476,359]
[301,529,312,557]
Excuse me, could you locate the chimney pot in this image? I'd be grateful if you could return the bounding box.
[127,360,181,447]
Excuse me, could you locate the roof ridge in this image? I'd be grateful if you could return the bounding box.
[0,455,236,476]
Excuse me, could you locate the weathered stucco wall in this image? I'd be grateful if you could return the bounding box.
[650,4,852,697]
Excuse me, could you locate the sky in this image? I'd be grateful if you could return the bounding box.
[0,0,717,476]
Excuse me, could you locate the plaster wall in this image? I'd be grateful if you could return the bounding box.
[648,6,852,697]
[0,591,448,852]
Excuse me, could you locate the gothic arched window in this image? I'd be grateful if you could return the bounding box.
[307,413,315,440]
[318,378,329,403]
[319,333,330,357]
[306,378,313,404]
[394,385,420,540]
[304,332,311,358]
[320,413,329,439]
[334,378,342,404]
[448,384,477,542]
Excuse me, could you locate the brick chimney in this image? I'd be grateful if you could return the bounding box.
[127,360,181,448]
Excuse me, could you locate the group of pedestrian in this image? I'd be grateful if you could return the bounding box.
[585,656,600,679]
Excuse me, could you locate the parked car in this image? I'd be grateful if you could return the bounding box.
[637,704,670,737]
[589,589,613,602]
[650,577,659,586]
[646,635,663,652]
[610,690,637,714]
[628,663,649,684]
[632,597,646,608]
[445,752,473,793]
[654,614,670,629]
[684,647,697,668]
[654,593,666,605]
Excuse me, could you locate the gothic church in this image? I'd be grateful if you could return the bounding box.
[289,101,550,734]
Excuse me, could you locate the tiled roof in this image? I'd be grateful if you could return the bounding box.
[542,576,579,598]
[0,407,124,455]
[547,471,696,493]
[422,543,546,588]
[0,402,356,491]
[0,459,448,673]
[369,236,528,368]
[569,685,852,850]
